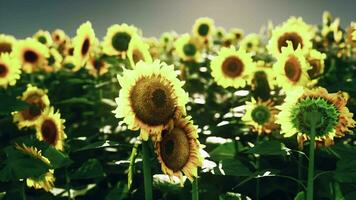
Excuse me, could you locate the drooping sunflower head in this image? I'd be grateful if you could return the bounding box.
[0,53,21,88]
[86,55,110,77]
[33,30,53,47]
[15,144,55,191]
[35,107,66,151]
[13,84,50,129]
[12,38,49,73]
[51,29,67,45]
[113,60,189,140]
[103,23,138,58]
[306,49,326,80]
[239,33,261,53]
[192,17,215,40]
[242,98,279,135]
[43,47,63,73]
[72,21,96,71]
[210,46,254,88]
[174,34,202,62]
[276,87,355,145]
[156,117,203,181]
[127,36,153,67]
[0,34,16,54]
[273,41,311,90]
[267,17,312,56]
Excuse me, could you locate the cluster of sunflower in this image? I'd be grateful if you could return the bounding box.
[0,9,355,199]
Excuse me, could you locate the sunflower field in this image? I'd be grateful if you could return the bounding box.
[0,11,356,200]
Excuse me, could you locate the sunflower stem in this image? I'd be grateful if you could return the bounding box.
[192,176,199,200]
[65,167,71,200]
[306,115,317,200]
[256,135,261,200]
[142,140,153,200]
[297,153,303,191]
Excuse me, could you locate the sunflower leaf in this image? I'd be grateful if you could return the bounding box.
[70,158,105,180]
[0,94,28,115]
[245,140,291,156]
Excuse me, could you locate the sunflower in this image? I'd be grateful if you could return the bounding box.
[242,98,279,135]
[72,21,96,71]
[239,33,261,53]
[229,28,244,41]
[210,46,254,88]
[145,37,161,59]
[250,61,276,100]
[62,55,77,70]
[51,29,67,45]
[12,38,49,73]
[321,18,343,44]
[13,84,50,129]
[272,41,311,90]
[15,144,55,192]
[0,34,16,54]
[276,87,355,147]
[35,107,66,151]
[103,23,138,58]
[306,49,326,80]
[127,36,153,67]
[214,27,226,40]
[43,48,63,72]
[113,60,189,140]
[174,34,202,62]
[267,17,312,56]
[86,56,110,77]
[0,53,21,88]
[159,32,177,51]
[33,30,53,47]
[192,17,215,41]
[155,117,203,181]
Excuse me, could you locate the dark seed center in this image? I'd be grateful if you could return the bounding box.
[152,89,167,107]
[251,105,271,125]
[24,50,39,63]
[183,43,197,56]
[0,64,8,77]
[38,36,47,44]
[0,42,12,53]
[198,23,209,36]
[160,127,190,172]
[81,38,90,56]
[277,32,303,52]
[284,56,302,82]
[41,119,58,146]
[222,56,244,78]
[112,32,131,51]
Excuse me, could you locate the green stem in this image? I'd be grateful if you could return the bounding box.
[65,167,71,200]
[192,176,199,200]
[142,140,153,200]
[298,153,303,191]
[306,123,316,200]
[256,135,261,200]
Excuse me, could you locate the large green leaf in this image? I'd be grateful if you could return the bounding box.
[213,159,251,176]
[43,146,72,169]
[334,159,356,183]
[105,182,128,200]
[209,142,236,160]
[245,140,291,156]
[0,94,28,115]
[70,158,105,180]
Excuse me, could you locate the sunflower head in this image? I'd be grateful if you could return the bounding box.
[35,107,66,151]
[306,49,326,79]
[156,117,203,181]
[192,17,215,41]
[103,23,138,58]
[211,46,254,88]
[128,36,153,67]
[242,98,278,134]
[273,41,311,90]
[267,17,312,56]
[15,144,55,191]
[86,56,109,77]
[114,60,189,140]
[72,21,96,71]
[51,29,67,45]
[33,30,53,47]
[0,53,21,88]
[12,38,49,73]
[13,84,50,129]
[239,33,261,53]
[174,34,202,62]
[43,48,63,73]
[230,28,244,41]
[0,34,16,54]
[276,87,355,144]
